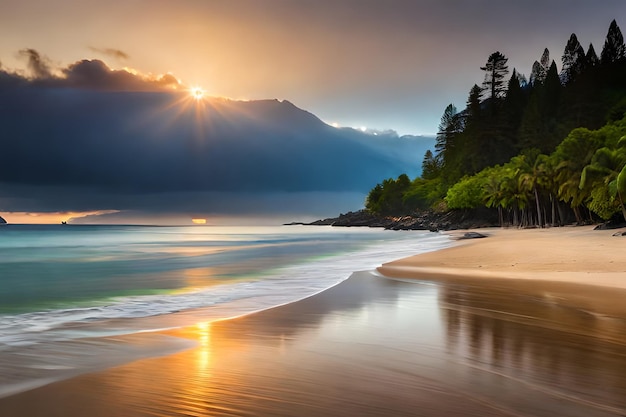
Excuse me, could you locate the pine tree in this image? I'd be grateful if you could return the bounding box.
[561,34,586,84]
[601,19,625,64]
[480,52,509,100]
[503,69,526,150]
[586,43,600,67]
[518,61,562,153]
[530,49,551,85]
[421,150,439,180]
[434,104,463,183]
[435,104,461,159]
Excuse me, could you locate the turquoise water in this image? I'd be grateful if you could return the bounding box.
[0,224,452,340]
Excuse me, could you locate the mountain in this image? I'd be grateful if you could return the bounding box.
[0,85,433,218]
[0,89,432,192]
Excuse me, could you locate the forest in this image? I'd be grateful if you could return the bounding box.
[366,19,626,227]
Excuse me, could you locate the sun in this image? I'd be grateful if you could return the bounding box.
[190,87,205,100]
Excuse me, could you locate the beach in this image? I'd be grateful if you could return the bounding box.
[2,225,626,416]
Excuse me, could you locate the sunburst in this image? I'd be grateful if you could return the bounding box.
[190,87,205,100]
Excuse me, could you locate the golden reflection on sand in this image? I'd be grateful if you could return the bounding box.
[1,273,626,416]
[194,322,212,371]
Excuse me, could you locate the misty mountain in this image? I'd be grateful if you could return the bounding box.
[0,86,433,196]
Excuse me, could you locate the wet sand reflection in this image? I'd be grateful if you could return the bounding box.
[1,273,626,416]
[439,281,626,414]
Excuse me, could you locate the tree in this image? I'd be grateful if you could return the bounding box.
[518,61,562,153]
[365,174,412,216]
[530,48,550,85]
[580,139,626,220]
[560,33,586,84]
[445,175,485,209]
[480,51,509,101]
[421,150,440,180]
[586,43,600,67]
[435,103,461,158]
[517,150,547,227]
[601,19,626,64]
[553,128,602,223]
[461,84,488,174]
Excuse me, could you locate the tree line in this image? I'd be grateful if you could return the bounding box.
[367,19,626,227]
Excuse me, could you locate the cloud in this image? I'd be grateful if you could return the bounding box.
[18,48,53,78]
[88,46,130,60]
[11,48,181,92]
[61,59,181,91]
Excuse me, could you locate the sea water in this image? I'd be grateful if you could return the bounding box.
[0,224,452,397]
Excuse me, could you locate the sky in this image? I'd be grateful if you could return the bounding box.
[2,1,626,224]
[2,0,626,136]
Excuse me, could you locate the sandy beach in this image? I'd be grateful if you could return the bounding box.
[2,225,626,416]
[379,225,626,317]
[380,225,626,290]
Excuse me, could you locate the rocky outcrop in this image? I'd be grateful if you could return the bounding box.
[304,209,499,231]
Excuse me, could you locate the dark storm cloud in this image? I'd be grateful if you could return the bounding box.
[0,60,432,216]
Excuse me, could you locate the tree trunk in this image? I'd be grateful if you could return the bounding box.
[618,190,626,222]
[534,187,543,228]
[573,206,582,224]
[550,194,556,226]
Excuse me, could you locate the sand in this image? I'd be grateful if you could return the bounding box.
[379,225,626,317]
[380,225,626,289]
[2,225,626,416]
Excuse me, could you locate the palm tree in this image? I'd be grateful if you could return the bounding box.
[553,128,602,223]
[580,138,626,221]
[517,150,547,227]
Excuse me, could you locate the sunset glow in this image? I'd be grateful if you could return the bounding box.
[0,210,119,224]
[192,218,207,224]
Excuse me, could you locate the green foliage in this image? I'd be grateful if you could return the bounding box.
[445,175,485,209]
[403,177,445,211]
[365,174,412,216]
[587,186,619,220]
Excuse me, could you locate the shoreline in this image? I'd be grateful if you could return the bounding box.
[2,225,626,415]
[380,225,626,289]
[378,225,626,317]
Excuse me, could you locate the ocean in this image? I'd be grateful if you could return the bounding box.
[0,224,452,398]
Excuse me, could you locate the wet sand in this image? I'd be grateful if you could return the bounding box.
[2,226,626,416]
[379,225,626,317]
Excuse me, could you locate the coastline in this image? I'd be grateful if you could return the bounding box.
[2,225,626,415]
[378,225,626,317]
[379,225,626,288]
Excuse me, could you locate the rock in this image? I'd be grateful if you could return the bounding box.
[458,232,488,239]
[612,231,626,236]
[299,208,499,231]
[595,218,626,230]
[0,216,6,224]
